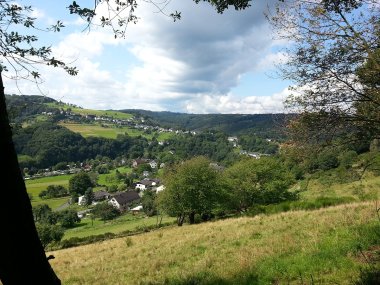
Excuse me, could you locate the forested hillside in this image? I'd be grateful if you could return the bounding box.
[121,109,291,138]
[7,95,282,171]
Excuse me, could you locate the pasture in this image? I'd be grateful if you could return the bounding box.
[60,122,173,141]
[50,201,379,284]
[45,103,133,120]
[63,213,175,239]
[26,174,72,209]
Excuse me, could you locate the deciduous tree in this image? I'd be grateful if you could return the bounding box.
[157,156,222,226]
[223,157,296,212]
[267,0,379,148]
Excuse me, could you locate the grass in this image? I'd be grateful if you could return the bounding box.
[49,201,380,284]
[97,166,132,187]
[299,171,380,202]
[60,122,173,141]
[46,103,133,120]
[26,174,72,209]
[63,213,176,239]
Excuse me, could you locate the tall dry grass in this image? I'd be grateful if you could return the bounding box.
[49,201,379,284]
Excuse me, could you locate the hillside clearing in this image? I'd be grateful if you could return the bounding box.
[49,201,380,284]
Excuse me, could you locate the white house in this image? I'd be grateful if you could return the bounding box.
[156,185,166,193]
[149,160,158,169]
[109,191,140,211]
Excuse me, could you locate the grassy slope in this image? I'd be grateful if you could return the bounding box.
[63,214,175,239]
[46,103,134,120]
[50,201,379,285]
[60,122,173,141]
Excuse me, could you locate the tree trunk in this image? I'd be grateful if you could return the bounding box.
[189,211,195,224]
[177,215,184,226]
[0,73,61,284]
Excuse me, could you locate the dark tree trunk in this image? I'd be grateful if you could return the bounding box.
[189,211,195,224]
[0,73,61,284]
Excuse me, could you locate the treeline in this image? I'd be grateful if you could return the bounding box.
[121,109,291,138]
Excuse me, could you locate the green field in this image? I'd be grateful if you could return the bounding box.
[46,103,134,120]
[26,174,72,209]
[60,122,173,141]
[97,166,132,186]
[63,213,175,239]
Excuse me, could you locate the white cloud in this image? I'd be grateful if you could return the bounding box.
[184,87,290,114]
[3,0,290,114]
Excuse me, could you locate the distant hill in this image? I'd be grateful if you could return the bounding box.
[121,109,293,138]
[5,94,293,139]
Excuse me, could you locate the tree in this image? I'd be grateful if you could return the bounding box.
[69,172,94,198]
[83,188,95,206]
[223,157,296,212]
[35,223,64,249]
[32,204,57,225]
[0,0,252,283]
[92,202,120,221]
[57,209,81,228]
[141,190,157,216]
[39,185,69,199]
[267,0,379,148]
[157,156,222,226]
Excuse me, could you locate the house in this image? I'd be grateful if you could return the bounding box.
[109,191,140,211]
[93,190,110,202]
[78,190,110,206]
[131,205,143,214]
[132,158,148,168]
[77,209,91,219]
[135,178,160,191]
[155,185,165,193]
[149,160,157,169]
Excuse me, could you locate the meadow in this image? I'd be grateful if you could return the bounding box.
[60,122,173,141]
[63,213,175,239]
[50,201,379,285]
[45,103,134,120]
[26,175,72,209]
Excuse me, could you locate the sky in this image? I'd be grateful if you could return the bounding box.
[3,0,292,114]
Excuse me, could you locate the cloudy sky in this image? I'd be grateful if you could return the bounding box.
[3,0,292,114]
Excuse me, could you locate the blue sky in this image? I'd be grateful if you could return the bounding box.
[3,0,292,113]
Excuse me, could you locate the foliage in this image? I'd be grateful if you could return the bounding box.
[39,185,68,199]
[35,223,64,249]
[267,0,379,149]
[32,204,57,225]
[0,2,77,82]
[92,202,120,221]
[57,209,81,228]
[238,133,279,154]
[141,190,157,217]
[123,109,289,138]
[157,156,222,226]
[68,172,94,197]
[223,157,296,212]
[83,188,95,206]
